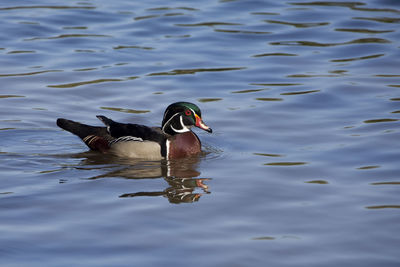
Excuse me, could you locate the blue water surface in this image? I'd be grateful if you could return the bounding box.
[0,0,399,266]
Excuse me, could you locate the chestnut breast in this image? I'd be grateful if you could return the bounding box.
[167,131,201,159]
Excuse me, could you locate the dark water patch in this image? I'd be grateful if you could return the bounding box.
[264,20,329,28]
[25,34,112,41]
[74,49,96,53]
[0,70,62,77]
[287,73,343,78]
[100,107,151,114]
[363,118,398,123]
[305,180,329,184]
[63,26,88,30]
[252,52,298,57]
[164,34,191,38]
[292,1,400,13]
[280,90,320,96]
[264,162,308,166]
[48,78,124,88]
[390,98,400,101]
[146,7,199,11]
[255,97,283,102]
[387,85,400,88]
[73,67,98,72]
[231,89,265,94]
[251,12,280,16]
[335,28,394,34]
[366,205,400,209]
[376,74,400,77]
[7,50,36,54]
[175,22,242,27]
[0,5,95,11]
[371,182,400,185]
[357,165,380,170]
[197,98,222,103]
[214,29,271,34]
[253,153,284,157]
[18,21,40,25]
[353,17,400,23]
[290,1,364,9]
[147,67,245,76]
[0,95,25,98]
[134,15,160,21]
[252,236,276,240]
[330,53,384,62]
[251,83,302,86]
[113,45,155,50]
[135,12,187,20]
[163,12,185,17]
[270,38,390,47]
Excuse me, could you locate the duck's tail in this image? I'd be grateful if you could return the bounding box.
[56,118,111,152]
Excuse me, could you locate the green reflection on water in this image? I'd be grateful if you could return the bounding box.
[0,70,62,77]
[335,28,394,34]
[354,17,400,23]
[214,29,271,34]
[366,205,400,209]
[7,50,36,54]
[0,5,95,11]
[175,22,242,27]
[146,7,199,11]
[270,38,390,47]
[253,152,284,157]
[280,90,320,95]
[305,180,329,184]
[255,97,283,101]
[48,78,123,88]
[252,52,298,57]
[363,119,398,123]
[100,107,150,114]
[0,95,25,98]
[370,182,400,185]
[197,98,222,103]
[357,165,380,170]
[114,45,155,50]
[331,53,384,62]
[147,67,245,76]
[252,236,275,240]
[232,89,265,94]
[290,1,363,8]
[251,83,302,86]
[264,20,329,28]
[25,34,111,41]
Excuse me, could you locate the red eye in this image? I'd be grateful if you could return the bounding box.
[185,110,191,116]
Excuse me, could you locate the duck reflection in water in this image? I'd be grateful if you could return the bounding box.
[79,153,211,204]
[120,176,210,204]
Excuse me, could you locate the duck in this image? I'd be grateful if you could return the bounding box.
[56,102,212,160]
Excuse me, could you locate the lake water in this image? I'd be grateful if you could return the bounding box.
[1,0,399,266]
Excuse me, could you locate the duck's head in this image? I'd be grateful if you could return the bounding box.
[162,102,212,135]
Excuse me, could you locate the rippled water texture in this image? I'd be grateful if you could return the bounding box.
[1,0,400,266]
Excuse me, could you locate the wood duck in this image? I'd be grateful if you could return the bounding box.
[56,102,212,160]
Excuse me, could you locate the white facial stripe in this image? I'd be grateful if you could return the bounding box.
[171,115,190,133]
[162,112,179,132]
